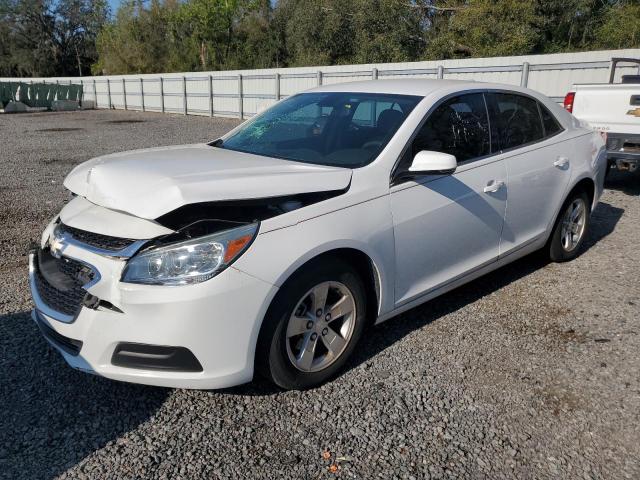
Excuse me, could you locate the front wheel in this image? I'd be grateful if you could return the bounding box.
[547,190,591,262]
[257,258,367,390]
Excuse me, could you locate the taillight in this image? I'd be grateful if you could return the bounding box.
[563,92,576,113]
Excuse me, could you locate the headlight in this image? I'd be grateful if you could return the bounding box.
[121,223,259,285]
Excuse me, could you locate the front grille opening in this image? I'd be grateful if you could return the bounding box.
[34,249,94,317]
[58,223,138,252]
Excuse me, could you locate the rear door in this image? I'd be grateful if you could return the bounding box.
[485,92,571,255]
[390,93,507,305]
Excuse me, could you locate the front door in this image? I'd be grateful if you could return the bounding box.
[390,93,507,306]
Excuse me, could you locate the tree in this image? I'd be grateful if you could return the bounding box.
[0,0,107,77]
[424,0,539,59]
[351,0,425,64]
[533,0,609,53]
[94,0,172,74]
[5,0,640,77]
[55,0,110,75]
[268,0,428,66]
[273,0,357,66]
[168,0,238,70]
[595,1,640,50]
[0,1,17,75]
[2,0,58,76]
[423,0,640,58]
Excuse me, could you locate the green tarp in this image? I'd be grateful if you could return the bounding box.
[0,82,19,106]
[0,82,83,108]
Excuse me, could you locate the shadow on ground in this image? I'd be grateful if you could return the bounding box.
[605,169,640,196]
[0,193,625,477]
[229,199,624,397]
[0,312,169,479]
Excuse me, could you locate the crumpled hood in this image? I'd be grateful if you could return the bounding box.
[64,144,352,219]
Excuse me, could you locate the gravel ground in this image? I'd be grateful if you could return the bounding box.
[1,109,639,480]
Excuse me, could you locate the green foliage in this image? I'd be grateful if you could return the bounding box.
[421,0,640,60]
[94,0,276,73]
[595,2,640,49]
[170,0,239,70]
[273,0,356,66]
[93,0,174,74]
[229,2,279,69]
[270,0,425,66]
[351,0,425,64]
[425,0,539,59]
[0,0,108,77]
[534,0,609,52]
[2,0,640,77]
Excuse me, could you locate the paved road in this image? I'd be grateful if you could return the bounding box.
[1,110,638,479]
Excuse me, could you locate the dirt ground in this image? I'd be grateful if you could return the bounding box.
[1,109,638,479]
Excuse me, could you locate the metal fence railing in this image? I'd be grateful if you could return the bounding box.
[3,49,640,118]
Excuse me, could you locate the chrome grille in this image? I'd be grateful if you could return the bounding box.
[58,223,137,252]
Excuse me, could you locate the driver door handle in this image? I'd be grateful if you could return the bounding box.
[483,180,505,193]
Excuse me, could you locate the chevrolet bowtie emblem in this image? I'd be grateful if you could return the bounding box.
[626,107,640,117]
[50,236,65,258]
[49,227,67,259]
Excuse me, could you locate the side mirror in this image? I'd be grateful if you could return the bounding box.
[408,151,457,175]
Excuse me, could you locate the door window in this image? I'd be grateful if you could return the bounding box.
[411,93,490,162]
[352,100,404,127]
[486,93,545,151]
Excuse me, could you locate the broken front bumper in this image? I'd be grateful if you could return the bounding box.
[28,241,278,390]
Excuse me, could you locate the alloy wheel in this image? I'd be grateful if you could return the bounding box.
[285,281,357,373]
[560,198,587,252]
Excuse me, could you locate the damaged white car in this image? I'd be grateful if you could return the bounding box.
[30,79,607,390]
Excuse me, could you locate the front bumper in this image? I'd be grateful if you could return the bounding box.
[29,245,277,389]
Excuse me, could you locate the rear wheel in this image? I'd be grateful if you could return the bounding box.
[257,258,367,390]
[547,190,590,262]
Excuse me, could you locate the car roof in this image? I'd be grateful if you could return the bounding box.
[307,78,528,97]
[305,78,577,129]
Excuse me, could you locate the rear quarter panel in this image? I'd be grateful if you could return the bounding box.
[560,129,606,218]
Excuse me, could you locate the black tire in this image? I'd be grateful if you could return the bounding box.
[256,257,367,390]
[547,190,591,262]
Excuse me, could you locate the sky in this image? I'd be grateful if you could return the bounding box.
[108,0,121,14]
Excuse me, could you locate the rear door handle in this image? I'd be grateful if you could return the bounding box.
[483,180,505,193]
[554,157,570,169]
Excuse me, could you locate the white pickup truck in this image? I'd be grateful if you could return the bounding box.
[564,57,640,174]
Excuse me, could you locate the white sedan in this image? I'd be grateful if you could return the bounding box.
[30,79,607,390]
